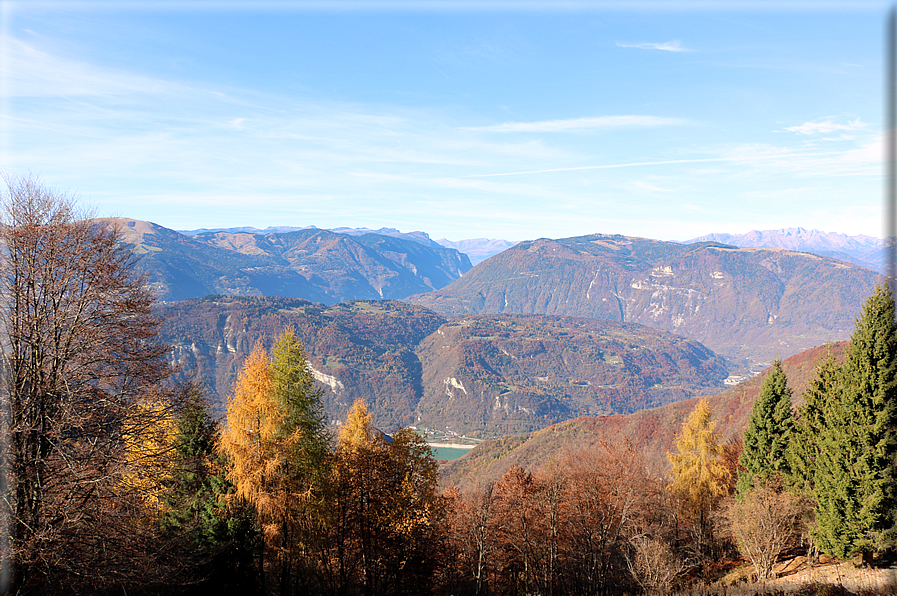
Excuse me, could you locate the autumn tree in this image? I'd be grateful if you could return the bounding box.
[668,398,730,557]
[626,535,685,595]
[725,476,802,580]
[491,465,544,595]
[445,482,499,596]
[219,330,331,594]
[326,398,445,595]
[737,359,794,495]
[561,440,664,594]
[0,176,173,594]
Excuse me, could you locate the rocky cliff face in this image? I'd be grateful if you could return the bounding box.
[408,234,879,366]
[106,218,471,303]
[158,297,728,437]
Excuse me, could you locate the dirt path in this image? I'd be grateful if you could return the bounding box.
[719,556,897,594]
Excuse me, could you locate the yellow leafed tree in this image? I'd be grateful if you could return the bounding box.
[668,398,730,554]
[122,397,178,516]
[328,399,444,593]
[219,333,332,594]
[339,398,374,450]
[219,341,285,519]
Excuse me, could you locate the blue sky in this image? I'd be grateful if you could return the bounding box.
[0,1,888,242]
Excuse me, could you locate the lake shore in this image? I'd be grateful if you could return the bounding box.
[427,442,477,449]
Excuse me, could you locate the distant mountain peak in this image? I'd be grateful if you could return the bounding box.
[685,228,883,272]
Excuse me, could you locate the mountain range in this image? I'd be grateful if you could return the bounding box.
[686,228,884,273]
[407,233,879,367]
[110,218,471,303]
[158,296,729,437]
[179,224,515,266]
[113,219,884,442]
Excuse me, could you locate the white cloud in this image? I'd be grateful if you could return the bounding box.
[784,118,868,135]
[2,38,173,98]
[466,115,689,133]
[616,40,692,53]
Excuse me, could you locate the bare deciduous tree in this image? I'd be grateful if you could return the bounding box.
[0,176,172,594]
[724,476,803,581]
[626,535,686,595]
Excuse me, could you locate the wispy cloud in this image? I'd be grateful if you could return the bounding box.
[783,118,868,135]
[466,115,689,133]
[616,40,692,53]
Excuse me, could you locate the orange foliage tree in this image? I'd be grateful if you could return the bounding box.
[219,330,331,595]
[444,440,672,595]
[322,398,446,595]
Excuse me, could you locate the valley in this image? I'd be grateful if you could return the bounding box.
[158,296,729,437]
[140,223,881,442]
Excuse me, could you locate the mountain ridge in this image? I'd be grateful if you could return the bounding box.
[686,228,883,272]
[158,296,729,437]
[107,218,471,303]
[407,232,879,367]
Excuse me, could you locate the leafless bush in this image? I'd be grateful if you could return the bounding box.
[627,534,686,595]
[725,477,803,581]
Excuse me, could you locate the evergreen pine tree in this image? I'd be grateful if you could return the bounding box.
[812,283,897,562]
[163,381,234,546]
[163,381,258,592]
[787,356,840,494]
[271,328,330,482]
[737,359,794,495]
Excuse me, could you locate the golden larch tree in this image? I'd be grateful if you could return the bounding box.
[219,341,281,519]
[667,398,730,554]
[219,332,332,595]
[122,397,179,515]
[339,398,374,450]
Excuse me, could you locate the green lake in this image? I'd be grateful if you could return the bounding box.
[430,446,475,461]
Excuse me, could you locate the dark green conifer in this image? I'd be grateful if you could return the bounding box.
[787,356,840,493]
[163,382,258,591]
[736,359,794,495]
[271,328,331,481]
[163,381,230,545]
[811,283,897,562]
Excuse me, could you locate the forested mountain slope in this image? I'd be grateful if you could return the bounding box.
[408,233,877,365]
[441,341,846,490]
[107,218,471,303]
[157,297,728,436]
